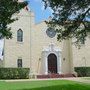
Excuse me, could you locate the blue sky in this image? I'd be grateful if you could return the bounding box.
[27,0,52,23]
[0,0,52,59]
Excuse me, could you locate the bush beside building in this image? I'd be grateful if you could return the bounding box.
[75,67,90,77]
[0,68,30,79]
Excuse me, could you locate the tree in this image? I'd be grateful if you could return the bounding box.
[43,0,90,45]
[0,0,27,39]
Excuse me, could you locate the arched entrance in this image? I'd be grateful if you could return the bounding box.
[48,53,57,74]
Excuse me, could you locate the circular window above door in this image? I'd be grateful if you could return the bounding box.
[46,28,56,38]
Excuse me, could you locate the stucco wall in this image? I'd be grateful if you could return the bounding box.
[31,21,73,74]
[4,9,34,68]
[0,60,3,67]
[72,37,90,67]
[4,9,75,75]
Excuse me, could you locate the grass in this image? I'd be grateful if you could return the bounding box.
[0,80,90,90]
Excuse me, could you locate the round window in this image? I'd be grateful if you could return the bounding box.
[46,28,56,38]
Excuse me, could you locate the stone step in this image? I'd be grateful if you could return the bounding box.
[37,74,76,79]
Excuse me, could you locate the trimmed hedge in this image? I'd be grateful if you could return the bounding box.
[75,67,90,77]
[0,68,30,79]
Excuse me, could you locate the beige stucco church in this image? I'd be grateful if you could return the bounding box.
[2,8,90,76]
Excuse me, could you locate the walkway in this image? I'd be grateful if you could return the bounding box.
[5,77,90,84]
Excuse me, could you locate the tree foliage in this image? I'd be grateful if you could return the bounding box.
[0,0,27,39]
[43,0,90,45]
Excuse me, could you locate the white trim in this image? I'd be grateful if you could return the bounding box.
[45,54,48,75]
[42,44,62,75]
[57,52,62,74]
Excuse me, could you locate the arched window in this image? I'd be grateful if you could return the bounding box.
[17,29,23,42]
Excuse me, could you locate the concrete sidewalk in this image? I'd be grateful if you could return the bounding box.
[4,77,90,84]
[62,77,90,84]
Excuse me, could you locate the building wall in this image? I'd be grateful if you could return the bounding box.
[31,21,74,74]
[4,9,34,68]
[72,37,90,67]
[0,60,3,67]
[4,9,75,75]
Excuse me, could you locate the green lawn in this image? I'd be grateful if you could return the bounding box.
[0,80,90,90]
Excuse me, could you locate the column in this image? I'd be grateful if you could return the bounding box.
[44,52,48,75]
[57,52,62,74]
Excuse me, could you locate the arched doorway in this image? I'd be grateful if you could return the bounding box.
[48,53,57,74]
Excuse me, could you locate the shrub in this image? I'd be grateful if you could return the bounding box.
[75,67,90,77]
[0,68,30,79]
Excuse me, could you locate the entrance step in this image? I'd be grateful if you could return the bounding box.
[37,74,76,79]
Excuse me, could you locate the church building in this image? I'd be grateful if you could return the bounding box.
[2,7,90,76]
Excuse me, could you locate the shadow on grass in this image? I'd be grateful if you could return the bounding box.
[18,84,90,90]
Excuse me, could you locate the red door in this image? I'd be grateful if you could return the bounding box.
[48,53,57,74]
